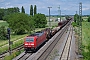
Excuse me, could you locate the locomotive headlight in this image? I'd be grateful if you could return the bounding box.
[31,44,34,45]
[25,44,28,45]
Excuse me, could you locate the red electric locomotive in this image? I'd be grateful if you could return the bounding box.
[24,31,47,52]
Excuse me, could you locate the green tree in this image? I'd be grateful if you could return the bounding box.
[13,7,20,13]
[4,13,34,34]
[6,7,20,15]
[65,15,70,20]
[0,8,4,20]
[30,5,33,16]
[0,7,20,20]
[7,8,16,15]
[21,6,25,13]
[88,16,90,22]
[34,13,47,28]
[34,5,37,15]
[29,16,35,33]
[74,14,79,25]
[0,26,7,40]
[3,14,10,21]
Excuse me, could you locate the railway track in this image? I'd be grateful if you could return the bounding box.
[16,52,32,60]
[60,26,73,60]
[0,44,23,59]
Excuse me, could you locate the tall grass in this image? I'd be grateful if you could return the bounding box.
[82,22,90,46]
[82,22,90,60]
[0,39,24,54]
[4,49,24,60]
[0,34,27,47]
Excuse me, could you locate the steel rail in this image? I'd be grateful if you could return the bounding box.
[60,26,73,60]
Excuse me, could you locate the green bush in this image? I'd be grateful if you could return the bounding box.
[71,22,78,27]
[87,16,90,22]
[0,26,7,40]
[4,50,21,60]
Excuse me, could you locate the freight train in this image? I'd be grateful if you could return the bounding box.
[24,18,72,52]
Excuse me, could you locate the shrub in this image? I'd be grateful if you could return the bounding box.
[71,22,78,27]
[0,26,7,40]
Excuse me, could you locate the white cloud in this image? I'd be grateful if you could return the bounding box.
[0,0,5,2]
[5,6,14,8]
[5,2,10,5]
[82,8,90,11]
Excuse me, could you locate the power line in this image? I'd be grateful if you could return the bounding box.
[76,11,77,14]
[58,5,61,22]
[48,7,52,27]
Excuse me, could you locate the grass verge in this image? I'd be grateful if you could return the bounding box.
[4,49,24,60]
[82,22,90,60]
[0,34,27,47]
[0,39,23,54]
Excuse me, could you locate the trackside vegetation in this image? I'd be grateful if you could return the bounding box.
[87,16,90,22]
[73,14,90,60]
[82,22,90,60]
[0,26,7,40]
[4,49,24,60]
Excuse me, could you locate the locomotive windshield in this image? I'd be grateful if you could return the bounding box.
[26,38,34,42]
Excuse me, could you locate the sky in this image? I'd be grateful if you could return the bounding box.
[0,0,90,15]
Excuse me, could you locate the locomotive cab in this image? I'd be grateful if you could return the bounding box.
[24,36,37,52]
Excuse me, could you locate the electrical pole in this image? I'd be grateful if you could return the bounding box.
[48,7,52,27]
[76,11,77,14]
[76,11,77,23]
[78,2,83,59]
[58,5,61,22]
